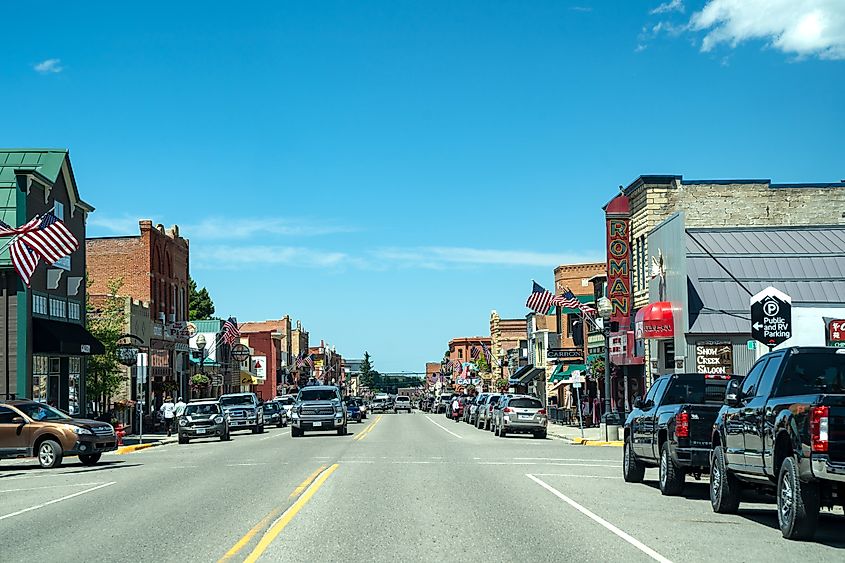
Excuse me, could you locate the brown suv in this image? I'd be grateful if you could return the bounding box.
[0,400,117,469]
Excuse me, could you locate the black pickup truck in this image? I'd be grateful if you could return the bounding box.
[710,346,845,540]
[623,372,737,495]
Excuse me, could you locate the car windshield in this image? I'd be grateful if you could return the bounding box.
[778,352,845,395]
[509,398,542,409]
[185,404,220,415]
[220,395,254,406]
[277,397,295,405]
[299,389,339,401]
[396,397,409,402]
[17,403,71,421]
[663,375,731,405]
[488,396,501,405]
[263,403,279,412]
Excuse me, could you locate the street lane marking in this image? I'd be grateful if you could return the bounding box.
[353,414,383,441]
[527,474,672,563]
[0,482,105,494]
[259,432,288,441]
[0,482,115,522]
[243,464,339,563]
[289,465,327,500]
[514,457,622,463]
[479,462,618,467]
[226,463,268,467]
[423,415,464,439]
[531,473,621,479]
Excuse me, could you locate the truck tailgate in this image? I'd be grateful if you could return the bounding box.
[820,396,845,463]
[684,404,722,448]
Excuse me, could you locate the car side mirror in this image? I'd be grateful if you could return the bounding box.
[724,380,743,407]
[11,416,25,425]
[633,398,644,409]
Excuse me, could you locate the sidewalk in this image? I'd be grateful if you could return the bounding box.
[116,432,178,454]
[546,423,623,447]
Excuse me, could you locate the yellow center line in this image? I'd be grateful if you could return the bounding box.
[354,414,382,441]
[352,417,376,441]
[244,464,339,563]
[288,464,327,500]
[219,464,327,561]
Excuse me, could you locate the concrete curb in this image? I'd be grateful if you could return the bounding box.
[548,433,623,447]
[116,439,176,455]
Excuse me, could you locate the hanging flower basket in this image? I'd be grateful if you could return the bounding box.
[495,377,509,391]
[191,374,210,388]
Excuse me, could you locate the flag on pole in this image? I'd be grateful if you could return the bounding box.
[9,239,39,287]
[555,288,596,317]
[222,317,240,345]
[19,212,79,264]
[470,346,479,360]
[525,281,555,314]
[303,355,314,369]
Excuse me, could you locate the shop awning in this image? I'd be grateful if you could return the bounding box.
[508,364,533,384]
[189,356,220,367]
[635,301,675,339]
[239,370,258,385]
[33,318,105,355]
[510,366,543,386]
[548,363,587,383]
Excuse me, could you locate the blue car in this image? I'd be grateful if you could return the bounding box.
[346,400,363,423]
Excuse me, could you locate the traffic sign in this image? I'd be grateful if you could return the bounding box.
[750,287,792,347]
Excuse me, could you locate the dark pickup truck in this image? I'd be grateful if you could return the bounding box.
[623,372,737,495]
[710,346,845,540]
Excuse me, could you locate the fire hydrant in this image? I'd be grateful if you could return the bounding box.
[115,423,126,446]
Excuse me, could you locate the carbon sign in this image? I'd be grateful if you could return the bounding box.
[750,287,792,347]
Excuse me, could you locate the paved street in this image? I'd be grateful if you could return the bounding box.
[2,412,843,562]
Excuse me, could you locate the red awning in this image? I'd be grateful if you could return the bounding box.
[635,302,675,339]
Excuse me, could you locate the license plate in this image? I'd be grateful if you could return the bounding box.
[312,421,322,427]
[196,428,206,434]
[519,414,533,420]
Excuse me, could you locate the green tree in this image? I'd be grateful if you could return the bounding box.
[86,277,129,409]
[474,353,490,375]
[189,277,215,320]
[359,351,374,389]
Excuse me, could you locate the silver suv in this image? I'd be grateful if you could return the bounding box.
[219,393,265,434]
[291,386,347,437]
[493,395,547,439]
[393,396,412,413]
[178,401,230,444]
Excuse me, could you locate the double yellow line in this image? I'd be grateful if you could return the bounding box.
[220,464,338,562]
[353,414,383,441]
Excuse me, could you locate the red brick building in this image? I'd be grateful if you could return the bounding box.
[87,220,190,404]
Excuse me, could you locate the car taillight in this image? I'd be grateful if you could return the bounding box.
[704,374,730,380]
[675,411,690,438]
[537,409,546,415]
[503,407,513,413]
[811,406,829,453]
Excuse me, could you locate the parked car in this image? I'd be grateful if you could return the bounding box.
[354,397,368,419]
[262,400,288,428]
[476,393,502,431]
[178,400,230,444]
[347,399,363,423]
[291,385,348,437]
[434,396,450,414]
[622,372,736,495]
[371,398,390,413]
[394,395,412,413]
[462,396,475,423]
[710,347,845,540]
[469,393,489,425]
[0,400,116,468]
[493,395,548,439]
[274,395,296,420]
[219,392,265,434]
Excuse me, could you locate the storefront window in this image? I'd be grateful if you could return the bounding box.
[33,294,48,316]
[664,341,675,370]
[69,358,81,415]
[32,356,49,402]
[49,297,67,318]
[68,301,81,321]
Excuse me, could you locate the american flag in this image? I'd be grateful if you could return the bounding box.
[222,317,240,345]
[295,352,306,368]
[470,346,479,360]
[526,281,555,314]
[556,288,596,317]
[481,342,493,365]
[10,239,39,287]
[19,212,79,264]
[303,354,314,369]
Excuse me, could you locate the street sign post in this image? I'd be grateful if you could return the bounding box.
[750,286,792,347]
[230,344,250,362]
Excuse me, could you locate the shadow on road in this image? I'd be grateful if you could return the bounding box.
[736,508,845,548]
[642,479,711,501]
[0,460,141,476]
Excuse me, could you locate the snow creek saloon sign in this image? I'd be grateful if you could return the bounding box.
[750,286,792,347]
[606,216,631,320]
[695,341,733,375]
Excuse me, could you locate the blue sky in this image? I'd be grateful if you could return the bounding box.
[2,1,843,372]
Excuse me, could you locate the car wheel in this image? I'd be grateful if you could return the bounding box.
[494,423,500,436]
[622,435,645,483]
[338,425,348,436]
[534,430,547,439]
[37,440,63,469]
[178,436,189,445]
[500,425,507,438]
[659,442,685,496]
[258,425,265,434]
[710,445,740,514]
[79,453,102,466]
[221,431,231,441]
[778,456,819,540]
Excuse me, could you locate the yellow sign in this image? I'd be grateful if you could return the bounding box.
[314,359,324,368]
[240,374,257,385]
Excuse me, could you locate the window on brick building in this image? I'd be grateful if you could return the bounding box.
[458,349,463,359]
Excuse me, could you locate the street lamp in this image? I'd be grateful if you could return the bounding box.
[196,333,207,377]
[596,297,619,436]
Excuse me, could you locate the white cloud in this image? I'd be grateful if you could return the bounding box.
[34,58,63,74]
[570,6,592,13]
[193,245,359,269]
[689,0,845,59]
[87,214,146,235]
[373,246,602,269]
[651,0,685,15]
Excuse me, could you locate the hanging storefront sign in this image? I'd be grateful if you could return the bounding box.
[695,341,733,374]
[635,302,675,339]
[606,216,632,321]
[252,356,267,381]
[547,348,583,360]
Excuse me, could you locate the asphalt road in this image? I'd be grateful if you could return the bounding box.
[2,411,844,562]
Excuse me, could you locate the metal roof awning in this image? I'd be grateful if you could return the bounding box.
[548,363,587,383]
[511,366,543,386]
